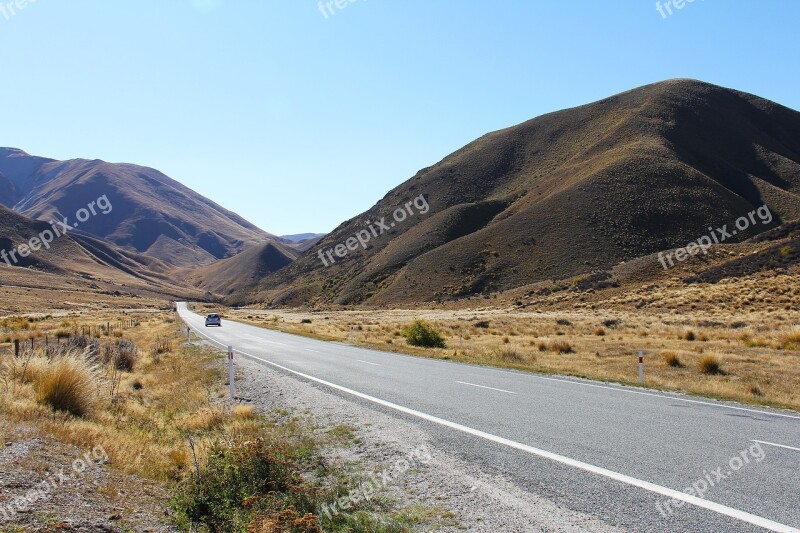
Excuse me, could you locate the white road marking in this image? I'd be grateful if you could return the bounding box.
[459,365,800,420]
[185,305,800,421]
[357,359,381,366]
[263,340,289,347]
[456,381,515,394]
[305,348,323,353]
[181,316,798,533]
[752,440,800,452]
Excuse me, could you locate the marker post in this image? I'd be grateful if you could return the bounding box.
[228,346,235,400]
[638,351,644,383]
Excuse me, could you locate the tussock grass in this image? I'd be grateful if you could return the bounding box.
[33,351,98,417]
[699,355,723,375]
[779,326,800,351]
[491,346,525,362]
[663,352,683,368]
[540,340,574,354]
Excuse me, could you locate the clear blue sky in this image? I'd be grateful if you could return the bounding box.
[1,1,798,235]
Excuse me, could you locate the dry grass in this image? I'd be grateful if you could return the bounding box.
[699,354,723,375]
[33,350,99,416]
[663,352,684,368]
[0,310,262,482]
[779,326,800,350]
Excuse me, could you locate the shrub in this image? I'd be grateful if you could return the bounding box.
[663,352,683,368]
[401,320,446,349]
[595,328,606,336]
[473,320,490,329]
[115,340,139,372]
[699,355,723,375]
[684,331,696,341]
[556,319,572,326]
[173,438,319,532]
[34,351,98,416]
[301,319,312,324]
[602,319,619,329]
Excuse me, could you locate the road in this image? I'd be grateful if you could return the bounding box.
[177,303,799,532]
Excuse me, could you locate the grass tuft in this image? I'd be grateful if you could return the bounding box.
[34,350,98,417]
[663,352,683,368]
[699,354,723,375]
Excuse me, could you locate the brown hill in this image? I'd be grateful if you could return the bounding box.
[0,204,205,302]
[182,242,298,297]
[0,148,277,267]
[236,79,800,306]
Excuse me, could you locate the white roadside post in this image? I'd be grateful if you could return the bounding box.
[638,351,644,383]
[228,346,235,401]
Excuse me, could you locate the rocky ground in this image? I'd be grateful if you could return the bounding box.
[0,419,174,532]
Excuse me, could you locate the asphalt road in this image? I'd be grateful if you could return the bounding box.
[177,303,799,532]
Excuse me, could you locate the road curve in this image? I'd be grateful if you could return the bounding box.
[178,303,799,533]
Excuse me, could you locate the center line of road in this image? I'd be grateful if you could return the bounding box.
[752,440,800,452]
[456,381,515,394]
[305,349,323,353]
[357,360,381,366]
[181,317,796,533]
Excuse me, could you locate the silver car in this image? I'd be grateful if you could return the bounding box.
[205,313,222,327]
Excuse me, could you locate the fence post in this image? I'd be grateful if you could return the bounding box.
[14,339,19,357]
[228,346,235,401]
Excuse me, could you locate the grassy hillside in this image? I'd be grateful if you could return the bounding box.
[237,79,800,306]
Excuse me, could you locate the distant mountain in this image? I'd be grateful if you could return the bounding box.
[182,242,298,297]
[236,79,800,306]
[0,204,204,300]
[280,233,326,243]
[0,148,279,267]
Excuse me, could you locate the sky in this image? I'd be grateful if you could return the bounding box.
[1,0,798,235]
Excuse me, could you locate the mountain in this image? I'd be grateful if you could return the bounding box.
[0,204,205,301]
[181,242,298,297]
[280,233,326,243]
[235,79,800,306]
[0,148,277,267]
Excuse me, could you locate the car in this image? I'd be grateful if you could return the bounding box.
[205,314,222,327]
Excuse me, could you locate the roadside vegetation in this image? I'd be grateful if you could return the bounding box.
[401,319,447,348]
[0,310,442,532]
